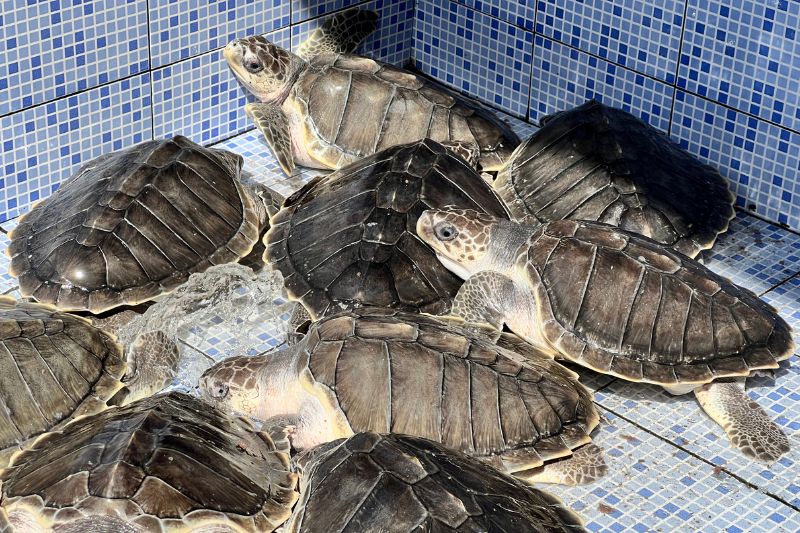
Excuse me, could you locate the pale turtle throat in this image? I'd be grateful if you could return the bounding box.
[436,253,473,280]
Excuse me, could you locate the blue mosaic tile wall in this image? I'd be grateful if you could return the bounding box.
[0,0,414,222]
[413,0,800,231]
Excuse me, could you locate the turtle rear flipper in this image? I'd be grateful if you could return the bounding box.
[517,444,608,486]
[246,103,295,176]
[295,7,379,60]
[110,330,180,406]
[695,380,790,463]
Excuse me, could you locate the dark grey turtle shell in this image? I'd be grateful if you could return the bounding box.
[8,136,262,313]
[294,53,520,171]
[299,307,598,466]
[525,219,794,384]
[285,432,586,532]
[494,100,735,258]
[266,140,511,319]
[0,392,297,532]
[0,297,126,467]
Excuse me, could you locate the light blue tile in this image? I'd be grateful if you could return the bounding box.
[529,35,675,130]
[291,0,415,66]
[671,91,800,230]
[459,0,537,31]
[679,0,800,133]
[148,0,290,68]
[0,0,150,115]
[414,0,534,118]
[292,0,368,23]
[0,74,153,222]
[536,0,685,83]
[151,28,290,145]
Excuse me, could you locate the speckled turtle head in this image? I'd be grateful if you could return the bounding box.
[417,207,517,278]
[224,36,306,104]
[198,353,269,418]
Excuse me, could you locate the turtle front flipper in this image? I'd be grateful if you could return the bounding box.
[246,102,295,176]
[110,330,180,405]
[516,443,608,486]
[295,7,378,60]
[694,379,790,462]
[451,270,516,334]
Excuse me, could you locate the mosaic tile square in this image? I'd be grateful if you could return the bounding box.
[536,0,685,83]
[679,0,800,133]
[593,273,800,512]
[670,90,800,231]
[529,35,675,130]
[151,28,290,145]
[504,113,539,139]
[0,0,150,115]
[0,74,153,222]
[292,0,371,23]
[0,228,16,295]
[414,0,534,118]
[291,0,415,66]
[547,407,800,532]
[148,0,290,68]
[699,212,800,295]
[459,0,537,31]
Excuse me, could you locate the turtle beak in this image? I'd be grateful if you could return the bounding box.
[224,40,243,64]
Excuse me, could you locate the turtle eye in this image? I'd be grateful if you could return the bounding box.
[244,60,263,73]
[434,223,458,241]
[211,383,229,399]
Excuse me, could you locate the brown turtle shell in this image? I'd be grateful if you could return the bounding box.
[0,392,298,532]
[8,136,262,313]
[494,100,735,258]
[285,432,586,532]
[266,139,511,320]
[0,296,126,468]
[524,219,794,384]
[297,307,599,469]
[294,53,520,171]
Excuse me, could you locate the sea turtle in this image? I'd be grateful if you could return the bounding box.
[284,432,586,532]
[7,135,267,314]
[199,307,606,486]
[0,392,298,532]
[0,296,130,469]
[417,208,794,461]
[224,11,520,176]
[493,100,735,258]
[265,139,511,320]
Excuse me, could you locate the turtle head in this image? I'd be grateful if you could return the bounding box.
[199,355,266,417]
[224,36,305,104]
[416,208,500,278]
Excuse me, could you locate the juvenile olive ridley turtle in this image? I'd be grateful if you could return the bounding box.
[266,139,511,320]
[200,307,606,486]
[224,9,520,175]
[417,208,794,462]
[8,135,266,314]
[0,297,135,469]
[285,432,587,532]
[0,392,298,532]
[493,100,736,258]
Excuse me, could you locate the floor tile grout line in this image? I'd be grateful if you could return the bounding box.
[667,0,692,137]
[762,272,800,297]
[735,206,800,238]
[596,401,800,514]
[145,0,156,141]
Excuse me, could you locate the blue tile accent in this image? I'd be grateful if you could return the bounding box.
[148,0,290,68]
[679,0,800,133]
[0,0,150,115]
[530,36,675,130]
[152,28,290,145]
[536,0,685,83]
[459,0,537,31]
[0,74,152,222]
[671,91,800,230]
[414,0,534,118]
[292,0,367,23]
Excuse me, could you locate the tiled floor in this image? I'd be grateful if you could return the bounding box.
[1,109,798,532]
